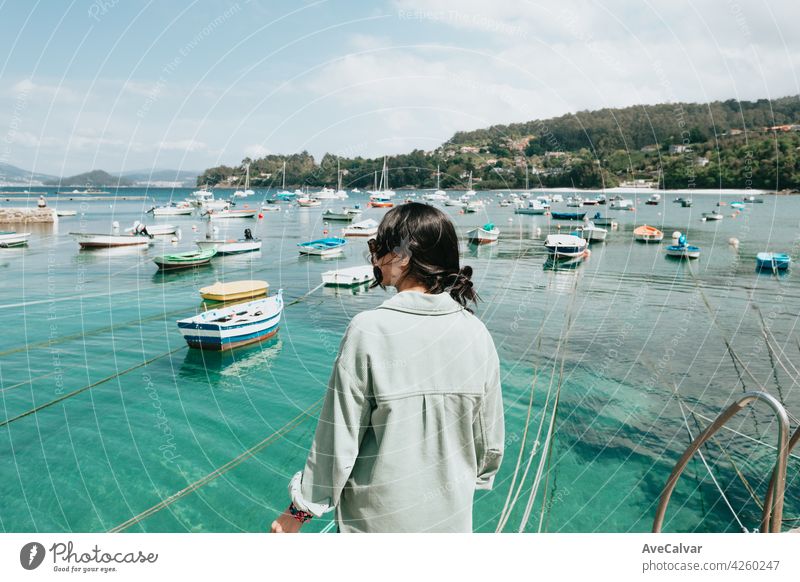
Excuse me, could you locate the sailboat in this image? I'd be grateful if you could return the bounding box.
[369,156,395,207]
[233,163,255,198]
[335,159,348,199]
[464,171,476,197]
[277,161,294,198]
[424,165,448,201]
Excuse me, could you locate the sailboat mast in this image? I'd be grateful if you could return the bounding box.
[337,158,342,191]
[437,164,440,189]
[525,164,529,190]
[383,156,389,192]
[282,161,286,190]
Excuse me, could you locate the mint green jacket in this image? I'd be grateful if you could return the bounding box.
[289,290,504,532]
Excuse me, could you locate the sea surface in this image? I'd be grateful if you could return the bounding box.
[1,187,799,533]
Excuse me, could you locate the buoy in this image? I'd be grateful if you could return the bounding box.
[112,221,119,229]
[258,213,263,219]
[507,217,513,222]
[535,227,542,236]
[672,231,681,239]
[729,237,739,248]
[323,229,328,235]
[191,224,198,231]
[170,237,178,244]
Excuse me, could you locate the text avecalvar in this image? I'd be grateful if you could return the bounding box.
[642,543,702,554]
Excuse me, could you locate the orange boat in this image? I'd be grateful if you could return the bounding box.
[368,200,394,208]
[633,224,664,243]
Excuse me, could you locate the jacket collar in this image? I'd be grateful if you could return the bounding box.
[377,290,464,315]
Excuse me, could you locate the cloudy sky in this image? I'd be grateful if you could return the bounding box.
[0,0,798,176]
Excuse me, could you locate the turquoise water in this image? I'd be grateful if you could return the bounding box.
[1,188,799,533]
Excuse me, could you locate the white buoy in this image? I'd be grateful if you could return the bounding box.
[171,236,178,244]
[191,224,198,231]
[672,231,681,240]
[535,227,542,236]
[729,237,739,248]
[112,221,119,229]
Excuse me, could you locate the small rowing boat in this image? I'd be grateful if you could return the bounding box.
[321,265,375,286]
[590,212,617,228]
[0,231,31,247]
[71,232,152,248]
[544,234,588,258]
[755,252,791,271]
[342,219,378,237]
[573,222,607,242]
[199,280,269,302]
[177,291,283,351]
[56,210,77,217]
[467,223,500,244]
[153,248,217,270]
[149,203,193,216]
[125,222,178,236]
[196,228,261,255]
[297,197,321,207]
[633,224,664,243]
[645,194,661,205]
[702,210,723,221]
[323,207,362,221]
[515,200,546,215]
[665,235,700,259]
[297,237,347,256]
[205,208,258,219]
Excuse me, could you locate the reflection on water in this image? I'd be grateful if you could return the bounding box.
[179,337,283,383]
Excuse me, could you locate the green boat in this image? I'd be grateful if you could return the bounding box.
[153,248,217,270]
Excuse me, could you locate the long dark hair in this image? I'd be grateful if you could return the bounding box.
[370,202,478,311]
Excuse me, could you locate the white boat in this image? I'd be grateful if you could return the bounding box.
[467,223,500,244]
[609,197,634,210]
[233,163,255,198]
[702,210,724,221]
[312,187,339,200]
[550,194,564,203]
[56,210,77,217]
[321,265,375,286]
[297,197,322,207]
[429,165,447,199]
[334,159,349,199]
[177,291,283,351]
[463,201,481,213]
[149,203,193,216]
[665,236,701,259]
[566,196,583,207]
[464,171,476,197]
[276,162,294,197]
[196,228,261,255]
[544,234,588,258]
[515,200,547,215]
[574,222,607,242]
[323,207,362,221]
[342,218,378,237]
[125,222,178,236]
[297,237,347,256]
[633,225,664,242]
[188,188,214,206]
[372,156,395,198]
[444,198,464,207]
[0,231,31,247]
[70,232,152,248]
[646,193,661,205]
[205,208,258,219]
[260,205,281,212]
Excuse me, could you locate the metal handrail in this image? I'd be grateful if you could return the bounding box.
[653,391,790,533]
[761,423,800,532]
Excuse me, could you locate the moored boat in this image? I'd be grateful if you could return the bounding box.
[665,235,700,259]
[544,234,588,258]
[755,252,791,271]
[125,222,178,236]
[0,231,31,247]
[702,210,723,221]
[633,224,664,242]
[645,194,661,205]
[71,232,152,248]
[550,211,586,220]
[153,248,217,270]
[296,197,322,207]
[56,210,78,217]
[196,228,261,255]
[342,219,378,237]
[321,265,375,286]
[466,223,500,244]
[297,237,347,256]
[149,203,193,216]
[590,212,618,228]
[204,208,259,219]
[199,280,269,302]
[177,291,283,351]
[322,207,362,221]
[573,222,607,242]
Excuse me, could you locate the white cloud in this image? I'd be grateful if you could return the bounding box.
[244,143,271,158]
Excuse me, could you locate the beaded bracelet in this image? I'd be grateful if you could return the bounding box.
[288,502,313,523]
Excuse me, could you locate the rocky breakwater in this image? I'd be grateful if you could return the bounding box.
[0,207,57,223]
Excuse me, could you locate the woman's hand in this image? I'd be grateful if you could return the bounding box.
[270,507,303,533]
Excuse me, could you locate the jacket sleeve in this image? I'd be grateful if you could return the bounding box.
[288,322,372,517]
[474,343,504,490]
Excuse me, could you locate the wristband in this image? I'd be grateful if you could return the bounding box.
[288,502,313,523]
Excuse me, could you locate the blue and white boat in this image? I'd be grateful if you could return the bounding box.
[177,291,283,351]
[756,252,791,271]
[730,201,746,210]
[665,235,701,259]
[297,237,347,256]
[550,211,586,221]
[544,234,588,259]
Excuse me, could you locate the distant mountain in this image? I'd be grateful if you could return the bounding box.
[118,168,200,185]
[0,162,58,185]
[44,170,134,187]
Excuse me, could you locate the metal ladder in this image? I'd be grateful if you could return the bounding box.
[653,391,800,533]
